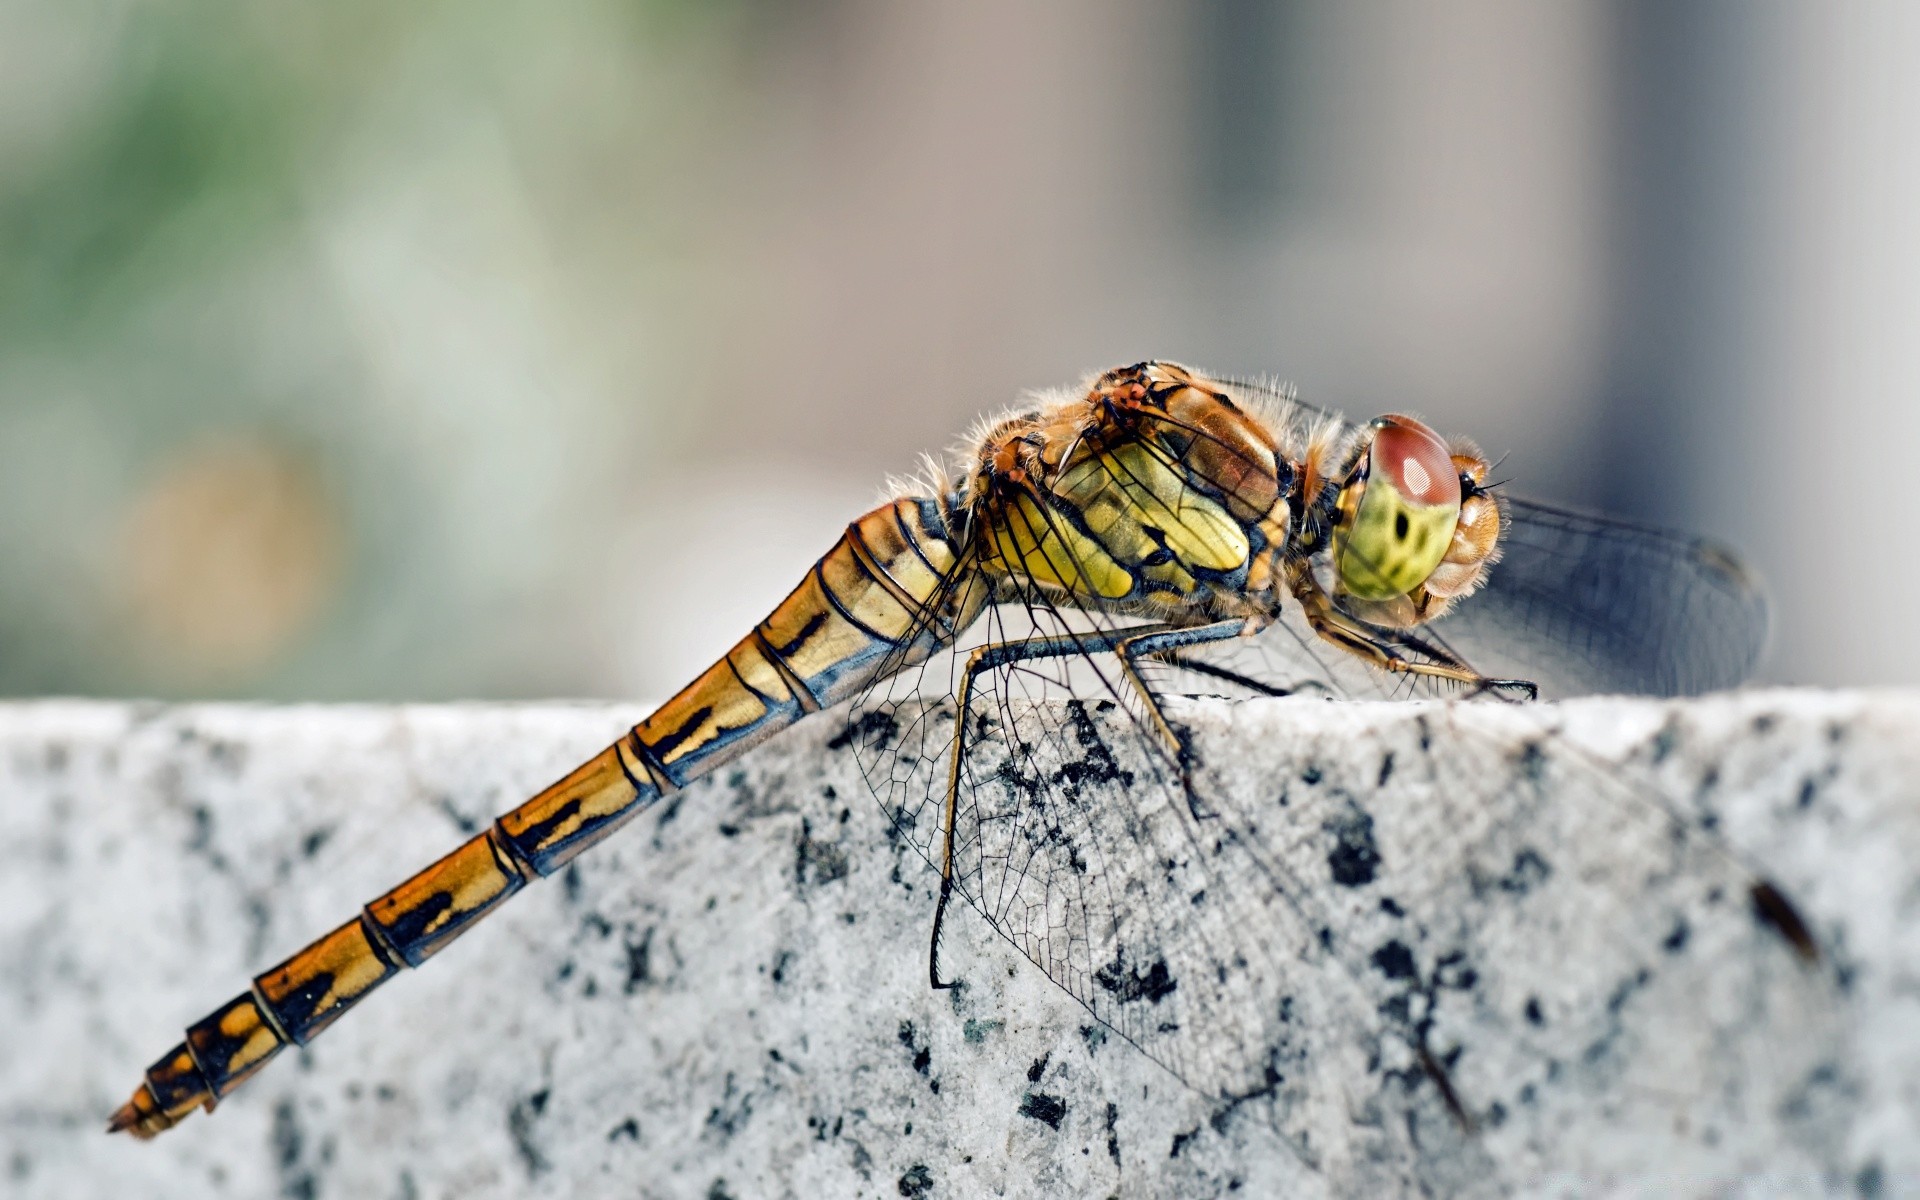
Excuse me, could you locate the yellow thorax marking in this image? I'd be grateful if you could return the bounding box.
[986,491,1135,600]
[1058,441,1249,572]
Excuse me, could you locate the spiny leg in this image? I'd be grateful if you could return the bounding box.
[929,624,1179,989]
[1292,581,1537,699]
[1112,620,1265,811]
[1154,652,1322,699]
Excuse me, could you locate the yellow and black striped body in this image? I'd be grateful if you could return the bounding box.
[110,494,974,1137]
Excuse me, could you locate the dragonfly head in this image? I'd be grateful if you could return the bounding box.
[1330,414,1501,623]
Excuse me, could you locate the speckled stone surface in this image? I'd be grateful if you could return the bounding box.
[3,693,1917,1199]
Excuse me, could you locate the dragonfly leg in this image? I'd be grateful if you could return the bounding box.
[1114,619,1265,809]
[1152,653,1326,698]
[929,624,1181,989]
[1293,581,1537,698]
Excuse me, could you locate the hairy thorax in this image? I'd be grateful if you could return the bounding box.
[965,363,1297,625]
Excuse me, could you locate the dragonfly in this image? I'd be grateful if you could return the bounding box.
[110,360,1810,1143]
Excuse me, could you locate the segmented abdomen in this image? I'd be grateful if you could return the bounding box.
[112,493,969,1137]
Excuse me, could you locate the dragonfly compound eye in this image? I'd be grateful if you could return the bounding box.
[1334,415,1463,601]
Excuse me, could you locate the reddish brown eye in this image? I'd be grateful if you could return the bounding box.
[1370,416,1460,508]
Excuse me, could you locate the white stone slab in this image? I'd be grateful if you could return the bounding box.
[2,692,1915,1198]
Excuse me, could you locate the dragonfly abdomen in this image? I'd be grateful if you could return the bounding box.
[111,493,977,1138]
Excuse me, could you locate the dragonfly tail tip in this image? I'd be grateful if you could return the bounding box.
[106,1083,185,1140]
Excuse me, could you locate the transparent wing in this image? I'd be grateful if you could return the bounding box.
[1176,696,1845,1155]
[838,403,1819,1168]
[846,681,1845,1161]
[848,582,1399,1136]
[1426,497,1769,698]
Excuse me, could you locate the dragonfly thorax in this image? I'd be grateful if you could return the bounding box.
[965,362,1295,621]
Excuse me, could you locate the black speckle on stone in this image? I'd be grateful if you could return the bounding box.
[1377,752,1395,787]
[268,1097,316,1200]
[1798,775,1821,809]
[300,827,332,860]
[437,797,479,836]
[704,1074,753,1139]
[898,1164,935,1197]
[1370,940,1417,981]
[1495,848,1552,895]
[608,1117,639,1142]
[1027,1052,1050,1083]
[1662,918,1691,954]
[623,927,654,993]
[707,1179,736,1200]
[1324,804,1381,887]
[717,823,740,838]
[1856,1159,1884,1199]
[898,1021,932,1076]
[795,818,850,887]
[1169,1127,1200,1158]
[271,1096,301,1167]
[1379,896,1404,917]
[1019,1091,1067,1130]
[1105,1102,1120,1165]
[1300,764,1323,786]
[509,1090,551,1176]
[771,949,794,985]
[186,805,215,853]
[1751,880,1820,962]
[1515,739,1547,783]
[562,863,583,904]
[1606,968,1653,1016]
[1095,954,1177,1004]
[1524,996,1545,1026]
[830,709,899,753]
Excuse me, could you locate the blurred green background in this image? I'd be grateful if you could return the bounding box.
[3,1,1916,700]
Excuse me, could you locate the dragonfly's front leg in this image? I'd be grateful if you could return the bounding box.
[929,624,1181,988]
[1292,580,1538,699]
